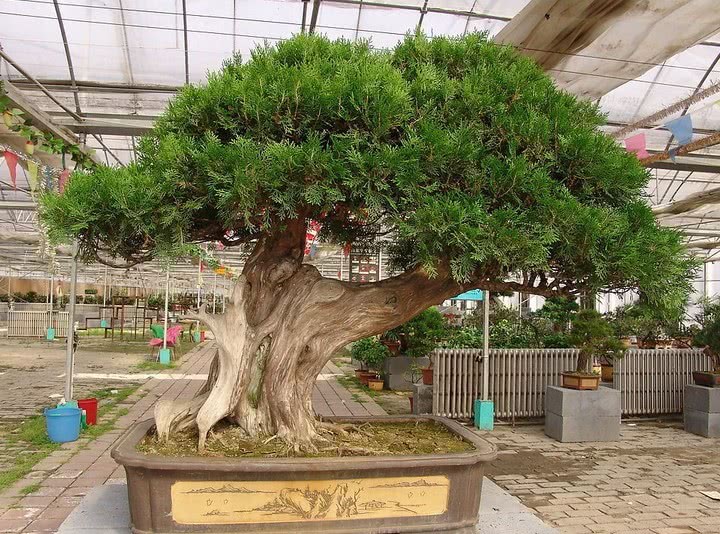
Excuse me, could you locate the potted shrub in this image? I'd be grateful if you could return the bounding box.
[564,310,626,390]
[379,327,402,355]
[691,300,720,387]
[363,339,390,391]
[39,32,694,532]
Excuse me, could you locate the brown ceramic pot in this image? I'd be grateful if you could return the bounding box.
[561,372,600,390]
[421,367,433,385]
[112,416,496,534]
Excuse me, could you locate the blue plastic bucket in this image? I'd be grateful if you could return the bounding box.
[45,407,81,443]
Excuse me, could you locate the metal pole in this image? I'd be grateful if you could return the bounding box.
[482,290,490,401]
[64,242,79,401]
[103,265,108,306]
[212,272,217,314]
[48,271,54,329]
[163,266,170,350]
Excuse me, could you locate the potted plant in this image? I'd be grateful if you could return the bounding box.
[564,310,625,390]
[691,300,720,387]
[421,362,434,385]
[379,327,402,355]
[362,339,390,391]
[39,32,694,533]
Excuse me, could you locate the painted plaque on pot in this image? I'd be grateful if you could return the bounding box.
[171,475,449,525]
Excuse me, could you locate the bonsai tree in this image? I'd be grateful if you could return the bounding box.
[402,307,448,358]
[350,337,390,373]
[363,339,391,375]
[40,33,695,451]
[692,299,720,371]
[609,299,684,347]
[568,310,626,373]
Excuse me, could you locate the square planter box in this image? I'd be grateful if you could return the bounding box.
[112,416,496,534]
[383,356,430,391]
[544,385,621,442]
[684,384,720,438]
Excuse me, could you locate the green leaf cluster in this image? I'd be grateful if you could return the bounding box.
[350,337,390,371]
[40,33,696,307]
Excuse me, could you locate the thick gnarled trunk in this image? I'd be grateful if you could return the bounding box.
[155,220,464,451]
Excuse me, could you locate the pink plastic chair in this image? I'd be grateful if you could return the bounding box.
[149,325,184,360]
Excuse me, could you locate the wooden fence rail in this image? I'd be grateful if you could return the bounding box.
[432,347,711,420]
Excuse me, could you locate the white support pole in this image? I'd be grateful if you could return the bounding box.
[212,272,217,314]
[64,242,79,401]
[48,270,55,330]
[163,266,170,350]
[102,265,108,306]
[378,248,383,281]
[482,290,490,401]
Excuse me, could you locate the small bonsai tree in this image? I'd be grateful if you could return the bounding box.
[569,310,626,374]
[403,307,448,358]
[350,338,390,374]
[692,299,720,371]
[40,33,695,451]
[609,300,682,346]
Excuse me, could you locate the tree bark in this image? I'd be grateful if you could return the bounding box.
[154,219,571,450]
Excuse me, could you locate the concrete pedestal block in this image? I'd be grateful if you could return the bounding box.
[383,356,429,391]
[544,385,620,442]
[412,383,433,415]
[684,384,720,437]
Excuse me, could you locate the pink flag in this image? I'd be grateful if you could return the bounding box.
[624,133,650,159]
[3,150,18,189]
[59,169,70,192]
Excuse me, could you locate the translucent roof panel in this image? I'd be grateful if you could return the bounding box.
[3,0,720,269]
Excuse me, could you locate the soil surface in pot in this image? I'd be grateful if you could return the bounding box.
[137,420,474,458]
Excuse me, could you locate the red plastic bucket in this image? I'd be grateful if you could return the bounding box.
[77,398,98,425]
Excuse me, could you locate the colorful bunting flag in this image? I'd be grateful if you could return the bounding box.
[26,161,38,193]
[624,133,650,159]
[665,114,693,146]
[3,150,18,188]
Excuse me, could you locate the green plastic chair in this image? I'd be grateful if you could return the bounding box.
[150,324,164,339]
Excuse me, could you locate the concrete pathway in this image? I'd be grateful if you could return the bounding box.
[0,342,388,533]
[482,423,720,534]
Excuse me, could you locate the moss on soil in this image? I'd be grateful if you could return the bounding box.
[138,421,473,458]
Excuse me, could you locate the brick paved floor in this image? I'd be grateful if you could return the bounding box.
[479,422,720,534]
[0,342,386,533]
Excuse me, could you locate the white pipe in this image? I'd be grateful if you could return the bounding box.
[163,266,170,350]
[212,272,217,314]
[482,290,490,401]
[63,242,79,401]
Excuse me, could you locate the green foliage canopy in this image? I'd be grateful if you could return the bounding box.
[41,33,695,306]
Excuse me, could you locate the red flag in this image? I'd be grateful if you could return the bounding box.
[59,169,70,192]
[624,133,650,159]
[3,150,18,189]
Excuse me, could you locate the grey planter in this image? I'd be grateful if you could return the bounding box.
[544,385,621,442]
[412,383,433,415]
[684,384,720,437]
[383,355,429,391]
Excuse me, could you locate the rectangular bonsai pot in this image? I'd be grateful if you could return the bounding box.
[692,371,720,388]
[561,372,600,390]
[111,416,496,534]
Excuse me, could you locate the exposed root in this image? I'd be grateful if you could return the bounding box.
[154,393,208,441]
